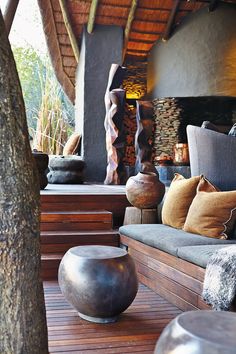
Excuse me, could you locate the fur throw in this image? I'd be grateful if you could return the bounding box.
[202,245,236,311]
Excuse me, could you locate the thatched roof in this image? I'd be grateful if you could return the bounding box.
[37,0,236,103]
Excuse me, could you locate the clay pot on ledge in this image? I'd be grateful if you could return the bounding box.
[125,171,165,209]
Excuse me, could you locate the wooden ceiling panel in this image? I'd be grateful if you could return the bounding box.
[95,15,127,27]
[97,4,129,18]
[64,66,77,78]
[138,0,173,10]
[68,1,91,14]
[132,20,166,34]
[62,56,77,67]
[101,0,132,7]
[58,34,72,46]
[135,8,170,22]
[129,31,160,42]
[55,22,68,35]
[127,41,153,52]
[69,13,89,25]
[60,45,75,57]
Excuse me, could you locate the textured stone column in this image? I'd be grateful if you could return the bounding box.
[75,25,123,182]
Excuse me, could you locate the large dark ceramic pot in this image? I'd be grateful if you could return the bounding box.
[47,155,86,184]
[58,245,138,323]
[125,171,165,209]
[32,151,49,190]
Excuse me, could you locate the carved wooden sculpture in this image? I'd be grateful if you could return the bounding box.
[135,100,155,173]
[104,89,127,184]
[104,64,127,184]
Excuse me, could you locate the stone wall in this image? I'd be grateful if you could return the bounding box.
[123,104,136,167]
[153,97,236,158]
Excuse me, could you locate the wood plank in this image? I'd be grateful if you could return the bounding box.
[120,234,205,282]
[129,247,203,294]
[162,0,181,41]
[40,221,112,231]
[120,234,210,310]
[40,230,119,244]
[41,210,112,223]
[44,281,182,353]
[3,0,20,35]
[136,261,199,307]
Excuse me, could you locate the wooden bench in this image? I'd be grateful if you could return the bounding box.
[120,234,210,311]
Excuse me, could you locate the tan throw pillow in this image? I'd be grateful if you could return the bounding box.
[161,174,201,229]
[183,177,236,239]
[63,133,81,156]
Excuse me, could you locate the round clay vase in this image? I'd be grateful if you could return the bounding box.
[125,171,165,209]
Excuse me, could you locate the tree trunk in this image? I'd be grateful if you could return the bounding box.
[0,11,48,354]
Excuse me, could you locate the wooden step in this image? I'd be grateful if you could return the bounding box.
[40,191,130,228]
[40,230,119,253]
[40,210,113,231]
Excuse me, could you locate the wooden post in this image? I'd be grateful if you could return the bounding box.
[3,0,20,36]
[209,0,219,12]
[162,0,181,42]
[122,0,138,61]
[58,0,80,63]
[87,0,99,34]
[123,207,157,225]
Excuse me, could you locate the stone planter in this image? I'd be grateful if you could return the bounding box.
[32,151,49,190]
[47,155,86,184]
[125,171,165,209]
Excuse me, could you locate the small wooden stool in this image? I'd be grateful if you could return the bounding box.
[123,206,157,225]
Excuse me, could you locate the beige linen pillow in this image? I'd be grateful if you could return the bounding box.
[183,177,236,239]
[161,174,201,229]
[63,133,81,156]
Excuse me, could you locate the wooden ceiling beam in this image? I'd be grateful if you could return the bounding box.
[87,0,99,34]
[58,0,80,63]
[3,0,20,36]
[208,0,219,11]
[122,0,139,62]
[162,0,181,41]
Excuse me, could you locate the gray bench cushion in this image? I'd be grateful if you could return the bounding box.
[119,224,236,257]
[177,244,236,268]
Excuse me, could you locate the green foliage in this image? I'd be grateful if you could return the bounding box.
[12,45,75,153]
[34,72,73,155]
[13,46,44,130]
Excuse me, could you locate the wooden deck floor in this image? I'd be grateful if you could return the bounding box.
[44,281,182,354]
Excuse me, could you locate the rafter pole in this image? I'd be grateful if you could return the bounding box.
[3,0,20,36]
[58,0,80,63]
[122,0,139,62]
[208,0,219,12]
[162,0,181,42]
[87,0,99,34]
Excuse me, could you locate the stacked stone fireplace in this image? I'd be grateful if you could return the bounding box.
[152,97,236,159]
